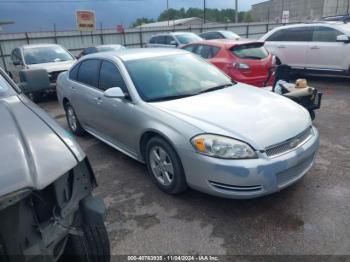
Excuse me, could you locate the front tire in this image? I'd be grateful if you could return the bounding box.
[27,92,42,103]
[64,211,110,262]
[146,136,188,194]
[65,102,86,136]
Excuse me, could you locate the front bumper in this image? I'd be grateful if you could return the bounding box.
[180,126,319,199]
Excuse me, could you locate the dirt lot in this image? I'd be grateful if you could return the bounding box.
[40,76,350,259]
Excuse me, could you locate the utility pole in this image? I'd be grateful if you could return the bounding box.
[167,0,170,26]
[235,0,239,23]
[203,0,207,24]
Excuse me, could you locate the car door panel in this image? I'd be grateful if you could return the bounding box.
[306,26,347,70]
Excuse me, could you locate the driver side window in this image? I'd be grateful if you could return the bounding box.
[98,60,128,94]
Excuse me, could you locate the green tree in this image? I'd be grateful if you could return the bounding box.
[132,17,155,27]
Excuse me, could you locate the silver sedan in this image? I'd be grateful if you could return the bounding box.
[57,49,319,199]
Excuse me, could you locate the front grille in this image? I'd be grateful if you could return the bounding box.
[265,127,313,158]
[277,153,315,187]
[49,70,65,83]
[209,181,263,193]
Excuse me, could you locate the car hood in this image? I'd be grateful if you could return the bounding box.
[27,60,75,73]
[150,84,311,150]
[0,94,85,198]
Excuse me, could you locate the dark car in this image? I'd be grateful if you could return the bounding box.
[0,68,110,262]
[77,44,126,59]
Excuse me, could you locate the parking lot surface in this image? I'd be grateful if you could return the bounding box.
[40,76,350,256]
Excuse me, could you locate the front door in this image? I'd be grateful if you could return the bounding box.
[306,26,346,71]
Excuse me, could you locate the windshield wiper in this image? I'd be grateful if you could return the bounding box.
[199,83,233,94]
[147,94,196,102]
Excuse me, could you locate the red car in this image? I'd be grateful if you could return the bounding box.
[182,39,275,87]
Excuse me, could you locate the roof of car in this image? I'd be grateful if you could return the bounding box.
[85,48,189,62]
[21,44,61,49]
[151,32,198,37]
[184,39,264,49]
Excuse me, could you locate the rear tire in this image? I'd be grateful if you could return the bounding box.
[146,136,188,194]
[64,211,110,262]
[64,101,86,136]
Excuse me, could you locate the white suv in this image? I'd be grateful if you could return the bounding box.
[261,22,350,74]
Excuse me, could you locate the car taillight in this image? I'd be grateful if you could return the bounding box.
[233,62,251,70]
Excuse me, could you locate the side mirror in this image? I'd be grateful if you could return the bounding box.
[170,40,178,46]
[13,60,23,66]
[336,35,350,43]
[104,87,125,99]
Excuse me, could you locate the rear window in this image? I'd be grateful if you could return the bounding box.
[232,43,269,60]
[77,59,101,88]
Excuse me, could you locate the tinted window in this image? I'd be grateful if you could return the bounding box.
[85,47,97,55]
[200,32,222,40]
[232,43,269,59]
[165,36,176,45]
[125,54,231,102]
[267,27,312,42]
[11,48,22,62]
[156,36,166,44]
[77,59,101,87]
[69,63,80,80]
[312,27,342,42]
[99,61,128,92]
[182,44,197,52]
[195,45,220,59]
[149,37,156,44]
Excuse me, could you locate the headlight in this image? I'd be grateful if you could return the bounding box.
[191,134,257,159]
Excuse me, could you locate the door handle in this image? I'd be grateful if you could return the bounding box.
[277,45,285,49]
[70,86,76,91]
[311,46,320,50]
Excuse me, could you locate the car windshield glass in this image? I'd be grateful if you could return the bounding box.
[232,43,269,59]
[176,33,203,44]
[23,46,74,65]
[125,54,233,102]
[221,31,240,39]
[0,74,16,98]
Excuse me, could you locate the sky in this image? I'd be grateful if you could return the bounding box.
[0,0,265,32]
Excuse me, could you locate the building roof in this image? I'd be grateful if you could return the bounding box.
[136,17,204,28]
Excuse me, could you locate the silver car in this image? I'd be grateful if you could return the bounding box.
[147,32,203,48]
[57,49,320,199]
[0,68,109,260]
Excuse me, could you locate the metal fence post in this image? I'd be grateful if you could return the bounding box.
[139,27,143,47]
[25,32,30,44]
[100,22,104,45]
[53,24,58,44]
[0,40,8,73]
[246,23,250,38]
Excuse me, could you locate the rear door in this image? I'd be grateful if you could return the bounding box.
[306,26,346,71]
[264,26,313,68]
[70,59,102,130]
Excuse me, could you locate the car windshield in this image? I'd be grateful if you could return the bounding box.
[125,54,233,102]
[23,46,74,65]
[221,31,240,40]
[232,43,269,60]
[0,74,16,98]
[176,33,203,44]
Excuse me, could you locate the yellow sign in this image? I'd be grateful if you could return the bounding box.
[76,10,96,31]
